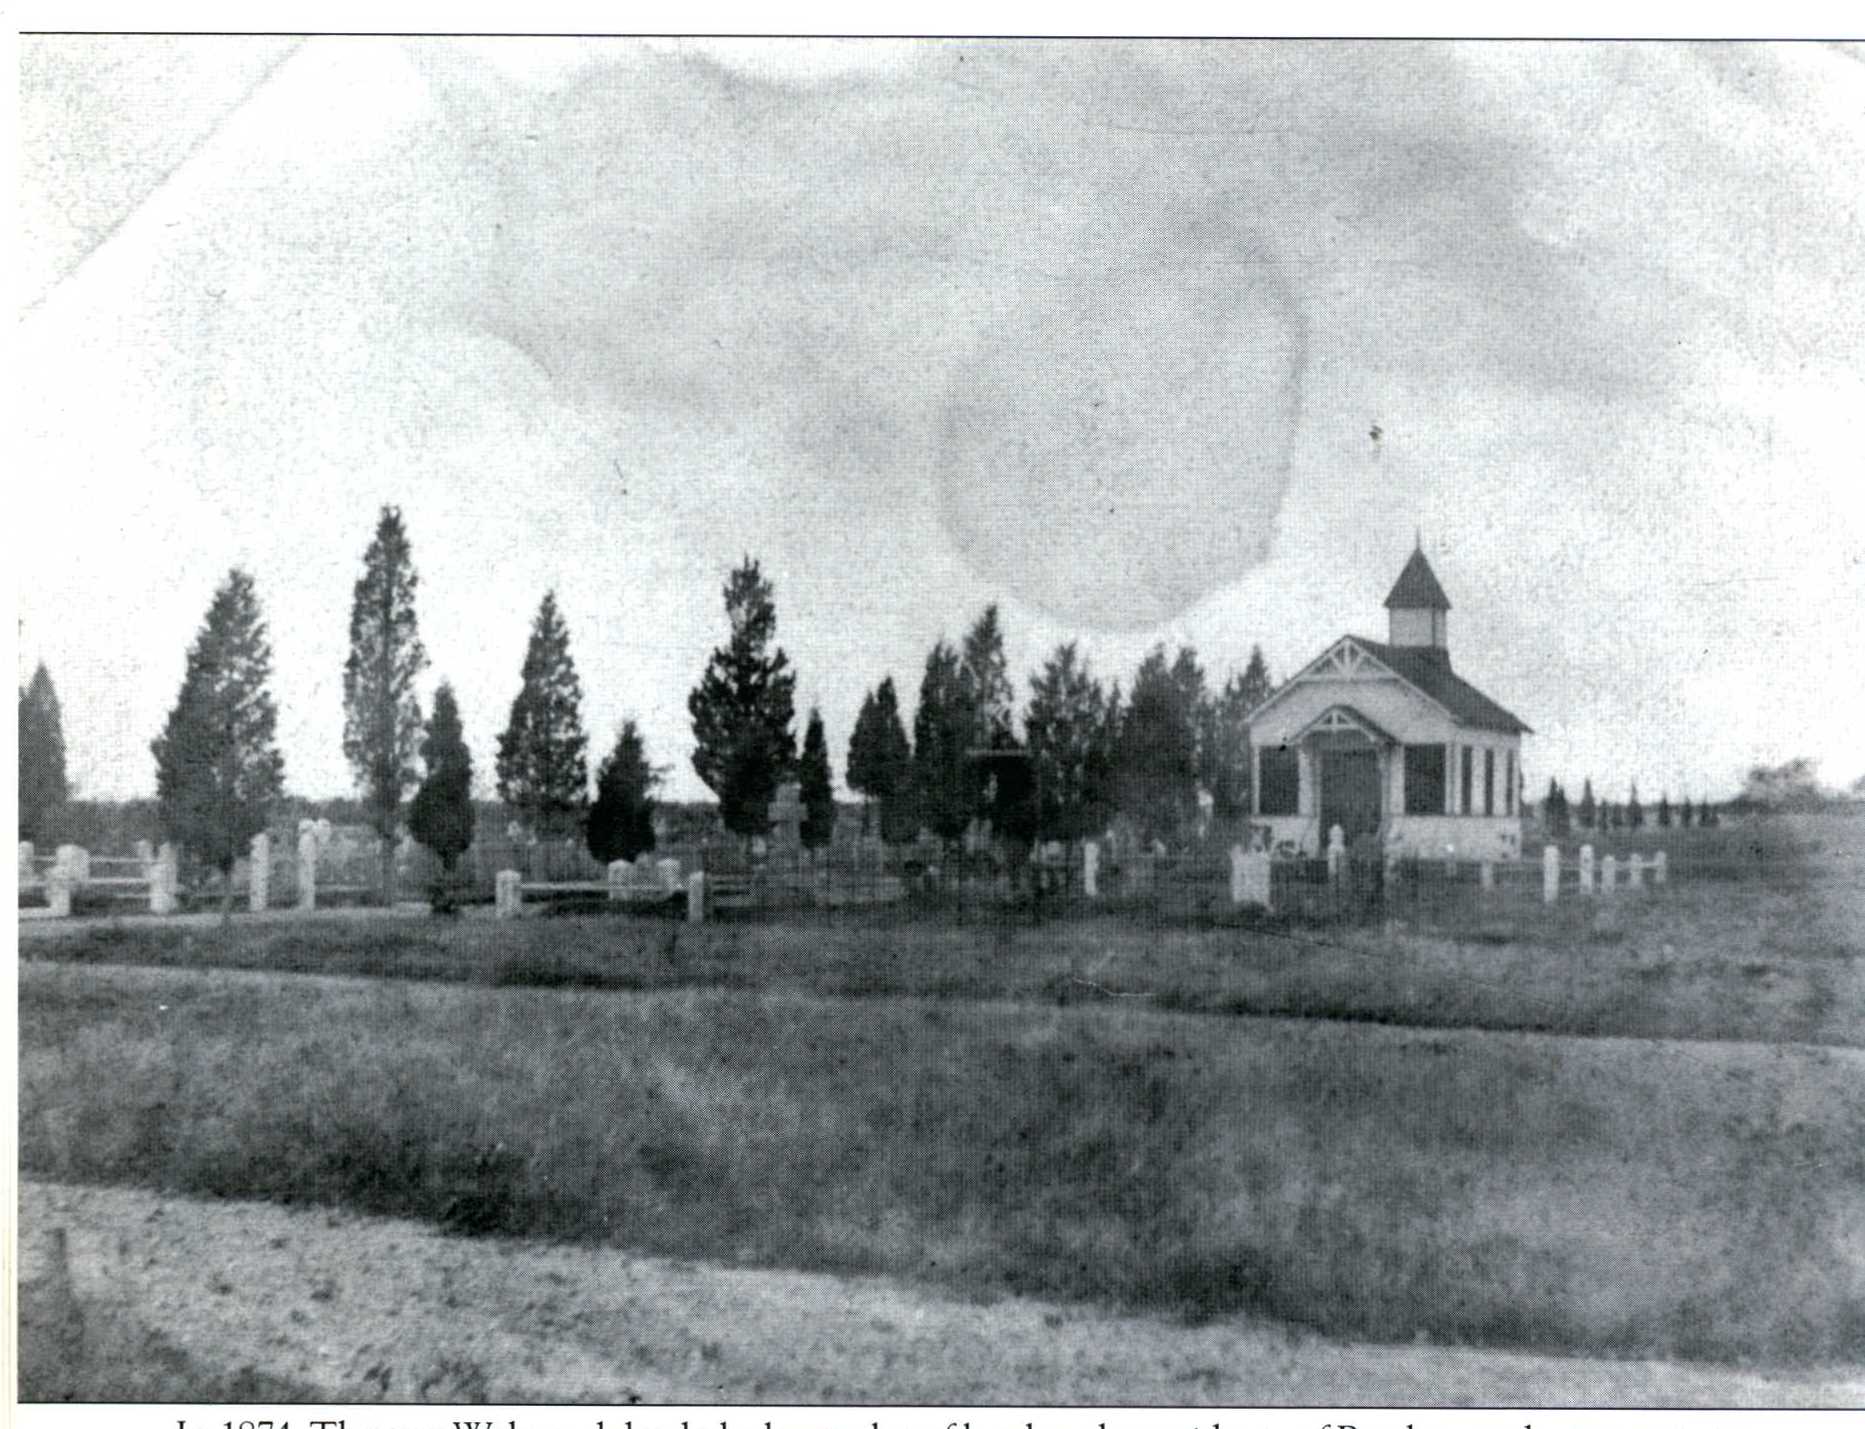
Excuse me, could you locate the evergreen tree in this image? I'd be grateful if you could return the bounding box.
[848,678,913,840]
[408,681,475,908]
[150,569,286,918]
[585,719,661,866]
[1544,777,1570,838]
[688,557,798,840]
[495,592,590,838]
[798,708,836,851]
[1025,642,1114,843]
[847,688,881,835]
[1681,796,1695,828]
[912,639,976,850]
[1578,778,1597,831]
[1203,647,1271,822]
[1657,792,1672,828]
[18,661,69,843]
[959,604,1015,746]
[342,506,428,902]
[1627,782,1645,830]
[1115,644,1203,845]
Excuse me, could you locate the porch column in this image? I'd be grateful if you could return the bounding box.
[1444,741,1458,816]
[1250,743,1262,818]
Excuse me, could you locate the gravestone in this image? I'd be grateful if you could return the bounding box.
[768,781,804,849]
[1542,845,1560,903]
[298,828,319,910]
[495,869,523,919]
[249,832,270,912]
[1082,842,1100,898]
[1578,844,1595,895]
[608,858,633,902]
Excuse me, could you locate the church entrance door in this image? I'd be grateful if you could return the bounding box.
[1319,748,1382,844]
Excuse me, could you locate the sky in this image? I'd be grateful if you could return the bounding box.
[15,37,1865,807]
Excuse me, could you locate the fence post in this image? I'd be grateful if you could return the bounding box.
[1082,841,1099,898]
[1542,845,1560,903]
[151,843,178,914]
[495,869,522,919]
[1628,853,1645,890]
[1601,854,1618,893]
[1578,844,1595,896]
[298,827,319,911]
[1326,825,1344,882]
[687,870,706,924]
[1654,850,1668,887]
[249,832,270,912]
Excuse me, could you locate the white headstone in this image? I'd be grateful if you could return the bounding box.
[1542,845,1560,903]
[495,869,523,919]
[686,869,706,923]
[1601,854,1618,892]
[47,868,72,917]
[249,832,270,912]
[1326,825,1344,880]
[1578,844,1595,895]
[1628,853,1645,890]
[1479,860,1495,891]
[57,844,89,884]
[297,828,319,910]
[18,841,34,884]
[134,838,154,869]
[151,843,178,914]
[1230,845,1270,908]
[657,857,682,894]
[1082,841,1099,898]
[1653,850,1668,886]
[608,858,633,901]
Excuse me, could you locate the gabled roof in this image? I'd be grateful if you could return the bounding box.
[1353,637,1532,734]
[1384,548,1451,610]
[1246,635,1532,736]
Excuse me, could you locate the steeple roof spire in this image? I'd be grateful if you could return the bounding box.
[1384,544,1451,611]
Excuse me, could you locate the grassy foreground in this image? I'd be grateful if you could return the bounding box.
[21,959,1865,1367]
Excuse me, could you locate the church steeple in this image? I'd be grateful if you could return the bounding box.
[1384,539,1450,658]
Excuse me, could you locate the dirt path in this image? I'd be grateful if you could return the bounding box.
[19,1180,1861,1406]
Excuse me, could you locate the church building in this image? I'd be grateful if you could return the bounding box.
[1244,544,1531,860]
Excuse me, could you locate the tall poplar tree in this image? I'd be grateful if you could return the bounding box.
[18,661,69,842]
[688,557,797,839]
[151,569,286,919]
[496,592,590,838]
[342,506,427,901]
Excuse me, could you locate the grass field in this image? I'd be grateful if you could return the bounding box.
[18,813,1865,1374]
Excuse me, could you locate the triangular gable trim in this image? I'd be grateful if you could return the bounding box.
[1293,703,1400,744]
[1246,635,1460,729]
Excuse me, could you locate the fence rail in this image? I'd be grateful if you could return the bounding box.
[22,822,1706,929]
